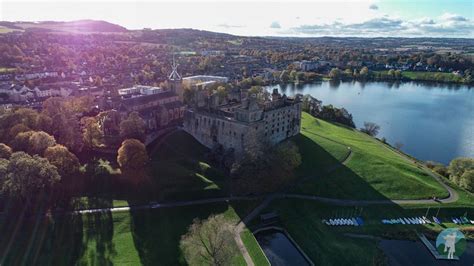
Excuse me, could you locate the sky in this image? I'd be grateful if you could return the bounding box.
[0,0,473,37]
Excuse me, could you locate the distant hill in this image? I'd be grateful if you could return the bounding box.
[0,20,128,33]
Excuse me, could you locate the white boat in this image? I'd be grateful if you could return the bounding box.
[422,216,431,224]
[400,218,405,224]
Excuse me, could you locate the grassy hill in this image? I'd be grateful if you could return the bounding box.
[150,131,229,201]
[151,114,448,201]
[293,112,448,200]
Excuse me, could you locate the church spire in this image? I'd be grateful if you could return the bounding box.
[169,55,182,81]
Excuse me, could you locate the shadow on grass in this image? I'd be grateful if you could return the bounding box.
[292,133,435,200]
[127,203,229,265]
[0,197,118,265]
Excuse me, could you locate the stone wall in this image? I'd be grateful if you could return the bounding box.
[184,100,302,154]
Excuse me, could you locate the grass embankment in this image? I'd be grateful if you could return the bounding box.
[241,229,270,266]
[151,130,229,201]
[293,112,448,200]
[259,198,474,266]
[0,201,261,265]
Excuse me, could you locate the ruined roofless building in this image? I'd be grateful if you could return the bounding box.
[183,88,302,154]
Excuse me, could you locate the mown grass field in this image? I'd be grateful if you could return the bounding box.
[293,112,448,200]
[401,71,457,80]
[0,201,261,265]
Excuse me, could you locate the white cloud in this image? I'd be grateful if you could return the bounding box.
[290,13,473,37]
[270,21,281,28]
[216,23,245,29]
[369,4,378,10]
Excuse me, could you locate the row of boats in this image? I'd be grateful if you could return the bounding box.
[451,216,474,225]
[381,216,432,225]
[381,216,474,225]
[322,217,365,226]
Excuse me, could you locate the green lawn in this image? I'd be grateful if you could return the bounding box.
[241,229,270,266]
[293,112,448,200]
[0,201,260,265]
[401,71,456,80]
[150,131,229,201]
[373,70,465,83]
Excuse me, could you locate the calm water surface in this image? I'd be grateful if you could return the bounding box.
[255,229,310,266]
[269,81,473,164]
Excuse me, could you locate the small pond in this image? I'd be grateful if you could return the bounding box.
[379,239,474,266]
[255,229,311,266]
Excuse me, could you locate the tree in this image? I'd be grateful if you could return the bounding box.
[318,105,355,128]
[14,108,39,129]
[44,144,80,179]
[0,158,7,183]
[329,68,342,80]
[82,117,103,148]
[248,86,263,95]
[28,131,56,155]
[9,123,31,140]
[119,112,146,141]
[343,68,353,78]
[448,157,474,187]
[180,214,238,266]
[359,67,369,78]
[36,114,53,132]
[42,97,84,152]
[279,70,290,83]
[10,130,34,152]
[1,152,60,201]
[117,139,148,179]
[360,122,380,137]
[0,143,12,159]
[460,170,474,191]
[289,70,298,81]
[395,142,404,150]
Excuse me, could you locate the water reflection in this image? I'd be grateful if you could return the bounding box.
[269,81,473,164]
[255,229,310,266]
